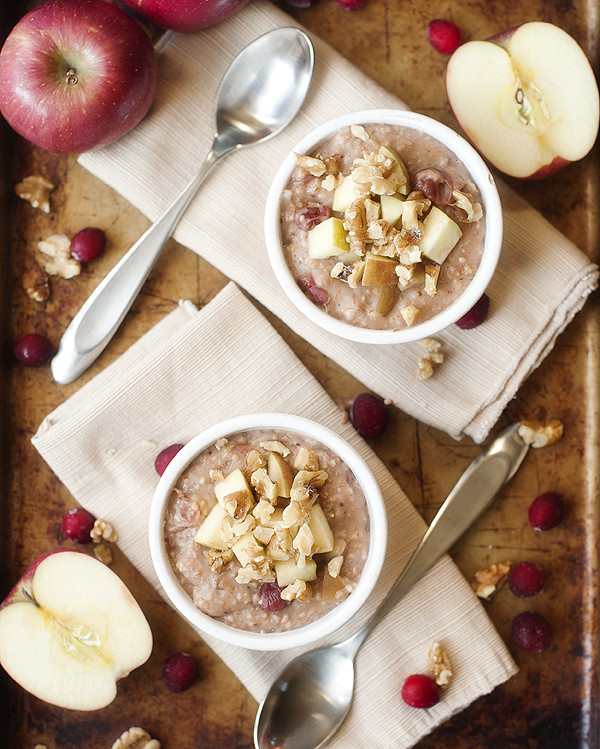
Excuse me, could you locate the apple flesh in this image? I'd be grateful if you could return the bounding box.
[446,22,600,178]
[0,0,157,154]
[119,0,252,33]
[0,549,152,710]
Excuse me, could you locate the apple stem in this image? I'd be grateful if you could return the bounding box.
[65,68,79,86]
[21,587,40,608]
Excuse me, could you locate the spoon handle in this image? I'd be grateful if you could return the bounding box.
[357,422,529,641]
[51,147,225,385]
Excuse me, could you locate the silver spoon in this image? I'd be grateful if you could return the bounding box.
[254,422,529,749]
[51,27,314,385]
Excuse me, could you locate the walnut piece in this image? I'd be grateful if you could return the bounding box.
[110,726,160,749]
[15,174,54,213]
[93,544,113,565]
[350,124,369,141]
[215,437,228,450]
[471,561,512,599]
[417,338,444,380]
[281,578,313,602]
[518,419,564,448]
[207,548,233,573]
[37,234,80,279]
[327,555,344,578]
[400,304,419,327]
[91,519,118,544]
[22,264,50,302]
[426,641,453,687]
[259,440,290,457]
[294,153,327,177]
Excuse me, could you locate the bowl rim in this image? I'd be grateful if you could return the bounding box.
[264,108,503,344]
[148,412,388,651]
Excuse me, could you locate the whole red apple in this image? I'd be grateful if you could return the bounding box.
[120,0,252,33]
[446,22,599,179]
[0,0,158,154]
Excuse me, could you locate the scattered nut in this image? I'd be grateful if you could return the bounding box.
[110,726,160,749]
[37,234,81,279]
[93,544,113,565]
[90,518,118,544]
[22,264,50,302]
[471,561,512,599]
[518,419,564,448]
[417,338,444,380]
[426,641,453,686]
[15,174,54,213]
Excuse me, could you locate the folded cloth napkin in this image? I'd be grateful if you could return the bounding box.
[33,283,517,749]
[77,0,598,444]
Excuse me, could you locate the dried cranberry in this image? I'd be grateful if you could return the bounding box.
[70,227,106,262]
[511,611,553,653]
[162,652,198,692]
[257,582,289,612]
[509,561,544,598]
[294,204,332,231]
[14,333,54,367]
[413,168,454,205]
[155,444,184,476]
[401,674,440,708]
[349,393,388,438]
[62,508,95,544]
[528,492,563,531]
[297,275,330,307]
[426,19,462,55]
[455,294,490,329]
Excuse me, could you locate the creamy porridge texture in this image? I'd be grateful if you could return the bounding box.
[280,123,486,330]
[164,430,370,633]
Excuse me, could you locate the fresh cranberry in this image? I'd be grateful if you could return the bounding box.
[350,393,388,438]
[426,19,462,54]
[155,444,185,476]
[333,0,366,9]
[509,562,544,598]
[529,492,564,531]
[455,294,490,329]
[257,582,289,612]
[297,275,330,307]
[294,204,331,231]
[62,508,96,544]
[70,227,106,262]
[413,168,454,205]
[14,333,54,367]
[511,611,553,653]
[401,674,440,708]
[162,652,198,692]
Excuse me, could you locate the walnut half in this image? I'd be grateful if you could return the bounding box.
[15,174,54,213]
[518,419,564,448]
[110,727,160,749]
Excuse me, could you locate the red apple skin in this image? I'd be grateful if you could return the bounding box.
[0,0,158,154]
[120,0,252,32]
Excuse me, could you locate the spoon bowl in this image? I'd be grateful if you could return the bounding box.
[51,27,314,385]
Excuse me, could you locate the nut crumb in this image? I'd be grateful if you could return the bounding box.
[93,544,113,565]
[471,561,512,599]
[294,153,327,177]
[15,174,54,213]
[110,727,160,749]
[281,578,313,602]
[426,641,453,687]
[400,304,419,327]
[207,548,233,573]
[37,234,80,279]
[518,419,564,448]
[350,124,369,141]
[259,440,290,457]
[91,519,118,544]
[215,437,228,450]
[327,555,344,578]
[22,264,50,302]
[417,338,444,380]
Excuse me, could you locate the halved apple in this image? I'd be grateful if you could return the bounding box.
[446,22,600,179]
[0,549,152,710]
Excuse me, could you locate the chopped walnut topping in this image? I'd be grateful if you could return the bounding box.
[471,561,512,599]
[518,419,564,448]
[111,727,160,749]
[452,190,483,222]
[282,501,307,528]
[267,526,294,561]
[294,448,320,471]
[350,124,369,141]
[253,525,275,545]
[245,450,265,473]
[90,519,118,544]
[222,490,253,521]
[294,153,327,177]
[401,304,419,327]
[209,468,225,482]
[250,467,278,503]
[327,555,344,578]
[236,563,275,585]
[322,173,344,191]
[281,578,313,602]
[426,641,453,687]
[15,174,54,213]
[93,544,113,565]
[230,515,256,538]
[260,440,290,457]
[424,264,440,297]
[343,198,367,256]
[293,523,315,561]
[395,264,414,288]
[37,234,80,279]
[352,151,407,195]
[22,264,50,302]
[215,437,228,450]
[207,548,233,572]
[253,498,275,524]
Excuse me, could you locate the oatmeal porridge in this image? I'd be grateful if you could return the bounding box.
[164,430,370,634]
[280,123,486,330]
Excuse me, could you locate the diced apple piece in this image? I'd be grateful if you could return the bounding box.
[268,452,294,499]
[308,217,350,259]
[379,145,411,195]
[380,194,405,226]
[275,558,317,588]
[332,173,369,213]
[362,251,399,286]
[420,206,462,264]
[309,504,335,554]
[232,532,265,567]
[214,468,254,510]
[194,504,229,551]
[376,285,399,316]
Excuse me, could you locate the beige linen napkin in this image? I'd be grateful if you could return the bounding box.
[77,0,598,444]
[33,283,517,748]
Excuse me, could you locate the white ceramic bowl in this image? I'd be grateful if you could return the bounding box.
[149,413,387,651]
[264,109,503,344]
